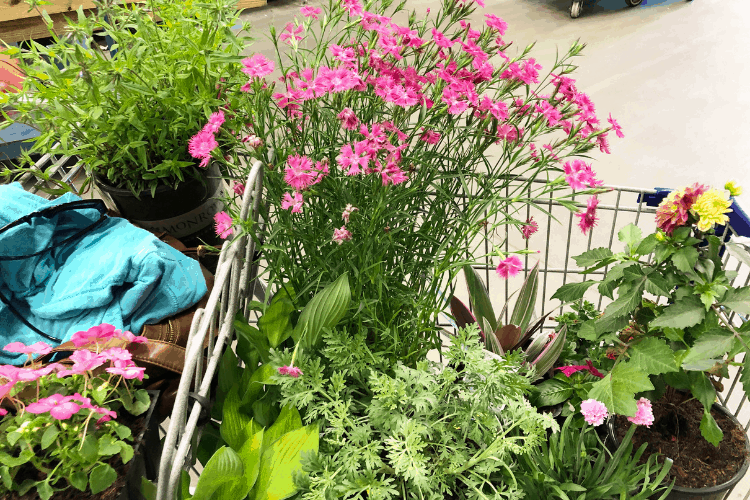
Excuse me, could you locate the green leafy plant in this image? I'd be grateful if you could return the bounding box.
[275,324,557,500]
[517,415,674,499]
[550,183,750,445]
[1,0,251,197]
[451,263,567,380]
[0,325,152,500]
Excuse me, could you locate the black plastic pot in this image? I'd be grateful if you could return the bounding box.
[607,403,750,500]
[119,389,162,500]
[95,164,225,247]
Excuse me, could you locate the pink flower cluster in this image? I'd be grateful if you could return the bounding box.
[576,195,599,235]
[188,110,225,168]
[555,359,604,378]
[277,365,303,378]
[627,397,654,427]
[26,393,117,423]
[563,159,603,191]
[580,399,608,426]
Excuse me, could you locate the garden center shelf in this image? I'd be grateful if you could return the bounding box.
[11,153,750,500]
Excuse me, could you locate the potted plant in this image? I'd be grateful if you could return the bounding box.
[550,182,750,497]
[201,0,622,367]
[0,324,157,500]
[0,0,251,246]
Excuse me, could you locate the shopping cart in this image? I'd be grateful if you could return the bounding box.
[9,156,750,499]
[569,0,693,19]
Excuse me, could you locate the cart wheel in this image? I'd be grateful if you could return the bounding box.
[570,0,582,18]
[626,0,643,6]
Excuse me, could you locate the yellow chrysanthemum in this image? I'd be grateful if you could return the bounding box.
[725,181,743,197]
[692,188,732,231]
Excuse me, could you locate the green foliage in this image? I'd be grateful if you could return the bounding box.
[517,415,674,499]
[276,324,557,500]
[565,220,750,444]
[1,0,250,197]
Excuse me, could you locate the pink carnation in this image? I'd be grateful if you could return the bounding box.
[580,399,608,426]
[202,110,225,134]
[576,196,599,235]
[522,217,538,239]
[333,226,353,244]
[233,181,245,196]
[281,192,304,213]
[607,113,624,138]
[337,108,360,131]
[485,14,508,34]
[241,54,275,78]
[188,130,218,161]
[284,154,316,190]
[496,255,523,279]
[278,365,303,378]
[627,397,654,427]
[279,22,304,45]
[214,211,234,239]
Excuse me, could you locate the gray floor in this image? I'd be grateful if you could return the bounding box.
[237,0,750,497]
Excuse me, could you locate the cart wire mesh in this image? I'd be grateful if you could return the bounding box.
[9,155,750,499]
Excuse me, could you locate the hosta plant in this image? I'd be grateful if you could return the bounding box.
[0,325,152,499]
[550,182,748,445]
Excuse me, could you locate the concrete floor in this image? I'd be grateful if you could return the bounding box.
[236,0,750,497]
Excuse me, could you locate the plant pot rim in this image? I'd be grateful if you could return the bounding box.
[94,164,213,198]
[607,401,750,494]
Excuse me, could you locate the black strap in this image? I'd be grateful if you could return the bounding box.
[0,199,109,344]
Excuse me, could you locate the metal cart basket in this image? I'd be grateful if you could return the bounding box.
[8,155,750,500]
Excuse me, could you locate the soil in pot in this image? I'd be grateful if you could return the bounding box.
[7,391,159,500]
[613,391,749,489]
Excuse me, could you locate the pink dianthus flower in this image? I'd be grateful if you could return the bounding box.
[576,196,599,235]
[496,255,523,279]
[300,5,322,19]
[522,217,539,239]
[281,192,304,213]
[188,130,218,165]
[333,226,353,245]
[241,54,275,78]
[337,108,360,131]
[284,154,316,190]
[580,399,608,426]
[202,110,225,134]
[214,211,234,239]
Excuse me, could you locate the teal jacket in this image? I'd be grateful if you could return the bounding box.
[0,183,207,365]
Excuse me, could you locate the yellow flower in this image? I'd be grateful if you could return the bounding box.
[725,181,743,197]
[692,188,732,231]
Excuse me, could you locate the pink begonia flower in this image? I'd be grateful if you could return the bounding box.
[92,406,118,424]
[284,154,317,190]
[496,255,523,279]
[607,113,624,138]
[0,381,16,399]
[0,408,7,417]
[241,54,275,78]
[278,365,303,378]
[281,192,304,213]
[300,5,322,19]
[580,399,608,426]
[188,130,218,163]
[202,110,225,134]
[333,226,353,245]
[0,365,20,382]
[69,350,106,374]
[26,394,81,420]
[627,397,655,427]
[3,341,52,355]
[120,330,148,344]
[68,393,93,409]
[233,181,246,197]
[279,22,304,45]
[70,323,119,347]
[522,217,539,240]
[337,108,360,131]
[105,365,146,381]
[214,211,234,239]
[576,196,599,235]
[342,204,358,223]
[102,347,132,364]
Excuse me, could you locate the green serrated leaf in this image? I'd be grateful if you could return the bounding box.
[719,287,750,315]
[36,481,53,500]
[551,280,597,303]
[682,330,735,371]
[635,234,659,256]
[629,338,677,375]
[573,247,614,268]
[646,272,672,297]
[70,471,88,491]
[601,276,646,320]
[588,362,654,416]
[690,371,717,410]
[90,463,117,495]
[700,410,723,447]
[651,295,706,329]
[618,223,642,254]
[672,246,699,274]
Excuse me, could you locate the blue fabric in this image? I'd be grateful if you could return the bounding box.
[0,183,208,365]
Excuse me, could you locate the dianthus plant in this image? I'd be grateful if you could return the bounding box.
[0,325,152,500]
[209,0,620,363]
[273,324,557,500]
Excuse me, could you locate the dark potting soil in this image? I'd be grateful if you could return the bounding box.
[7,411,147,500]
[614,393,749,489]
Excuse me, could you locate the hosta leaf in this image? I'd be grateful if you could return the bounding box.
[629,338,677,375]
[650,295,706,329]
[719,287,750,315]
[264,405,303,450]
[221,385,253,450]
[294,273,351,349]
[192,446,244,500]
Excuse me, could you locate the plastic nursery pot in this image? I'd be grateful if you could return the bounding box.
[95,163,226,248]
[606,403,750,500]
